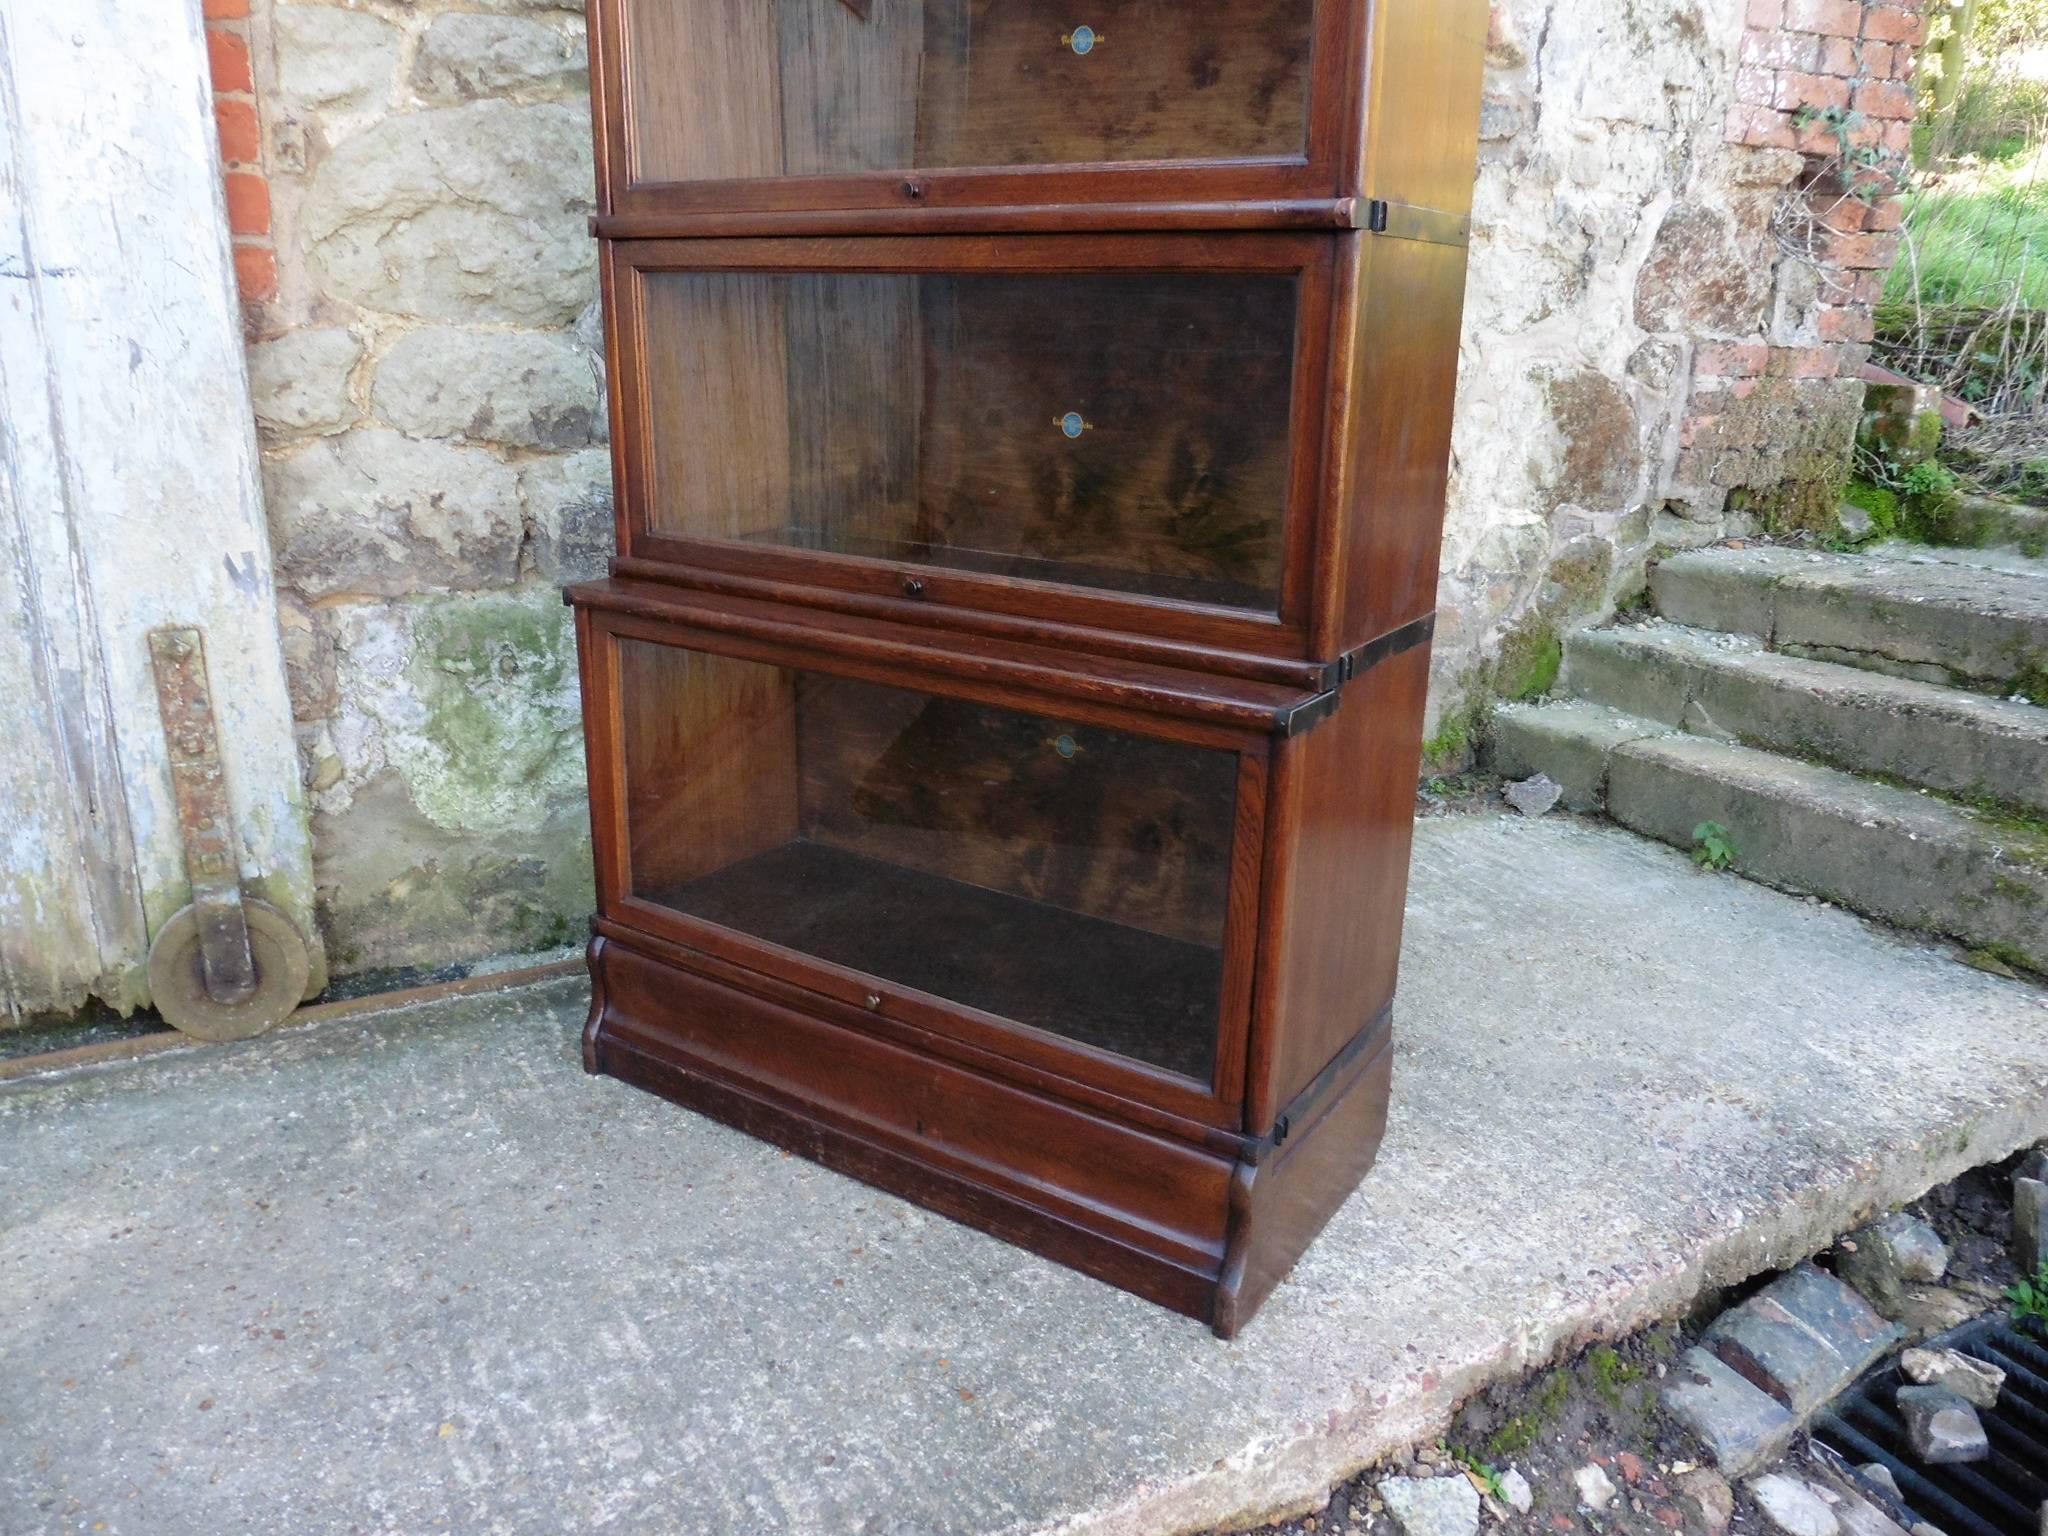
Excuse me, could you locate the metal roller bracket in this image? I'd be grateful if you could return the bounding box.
[148,626,257,1005]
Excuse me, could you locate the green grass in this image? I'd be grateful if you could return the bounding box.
[1887,148,2048,310]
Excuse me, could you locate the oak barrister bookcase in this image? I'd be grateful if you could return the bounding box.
[569,0,1487,1336]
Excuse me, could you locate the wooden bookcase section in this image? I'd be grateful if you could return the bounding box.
[572,0,1487,1335]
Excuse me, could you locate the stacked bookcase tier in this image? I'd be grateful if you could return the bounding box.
[600,230,1472,672]
[591,0,1372,230]
[573,0,1488,1333]
[572,575,1427,1329]
[605,234,1331,648]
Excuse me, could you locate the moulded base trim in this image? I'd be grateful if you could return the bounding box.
[580,931,1393,1337]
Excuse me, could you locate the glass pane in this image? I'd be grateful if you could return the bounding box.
[639,269,1296,611]
[618,639,1237,1080]
[622,0,1315,182]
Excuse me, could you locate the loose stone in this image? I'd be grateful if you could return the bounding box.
[1900,1347,2003,1410]
[2017,1178,2048,1270]
[1498,1468,1534,1515]
[1881,1214,1950,1284]
[1838,1214,1948,1312]
[1678,1480,1736,1536]
[1832,1484,1915,1536]
[1659,1345,1796,1475]
[1896,1386,1990,1465]
[1702,1265,1903,1416]
[1377,1473,1480,1536]
[1749,1474,1842,1536]
[1503,774,1564,817]
[1894,1284,1979,1339]
[1574,1464,1617,1511]
[1858,1463,1901,1500]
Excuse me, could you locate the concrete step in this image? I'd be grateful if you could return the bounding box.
[1650,547,2048,701]
[1954,495,2048,557]
[1865,537,2048,582]
[1487,700,2048,973]
[1560,622,2048,816]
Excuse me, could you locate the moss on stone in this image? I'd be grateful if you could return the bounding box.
[1542,543,1616,617]
[2013,658,2048,708]
[1483,1368,1574,1459]
[1695,377,1863,535]
[1844,477,1900,538]
[1422,707,1478,771]
[313,588,597,977]
[399,591,584,834]
[1744,471,1849,537]
[1586,1345,1644,1408]
[1425,544,1619,772]
[313,796,596,980]
[1970,942,2041,976]
[1496,617,1563,702]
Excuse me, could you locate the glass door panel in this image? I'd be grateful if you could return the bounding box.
[636,268,1297,612]
[620,0,1318,184]
[616,638,1239,1081]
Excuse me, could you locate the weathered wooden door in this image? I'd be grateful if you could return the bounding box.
[0,0,322,1025]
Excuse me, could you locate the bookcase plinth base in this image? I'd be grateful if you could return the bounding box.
[582,931,1392,1337]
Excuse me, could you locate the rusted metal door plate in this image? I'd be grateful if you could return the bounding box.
[147,627,256,1004]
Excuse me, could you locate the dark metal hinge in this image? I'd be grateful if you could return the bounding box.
[1283,614,1439,736]
[1277,689,1339,738]
[1367,198,1390,233]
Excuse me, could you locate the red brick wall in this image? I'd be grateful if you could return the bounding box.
[1674,0,1926,523]
[1726,0,1926,382]
[204,0,276,305]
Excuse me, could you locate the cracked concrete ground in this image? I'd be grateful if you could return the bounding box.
[4,813,2046,1536]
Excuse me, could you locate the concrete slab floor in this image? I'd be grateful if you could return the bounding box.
[4,813,2046,1536]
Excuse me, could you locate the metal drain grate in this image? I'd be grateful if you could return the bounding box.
[1814,1317,2048,1536]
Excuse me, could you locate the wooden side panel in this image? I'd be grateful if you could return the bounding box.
[777,0,924,177]
[1357,0,1488,214]
[780,275,923,554]
[916,0,1316,167]
[1333,234,1470,650]
[916,273,1296,609]
[1256,641,1428,1119]
[793,673,1238,946]
[640,272,793,542]
[1214,1025,1391,1337]
[588,935,1235,1314]
[621,0,785,184]
[618,641,800,894]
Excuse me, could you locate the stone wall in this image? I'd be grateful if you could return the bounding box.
[1426,0,1922,751]
[229,0,607,976]
[223,0,1920,977]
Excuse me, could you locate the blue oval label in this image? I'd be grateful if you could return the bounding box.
[1059,411,1086,438]
[1069,25,1096,54]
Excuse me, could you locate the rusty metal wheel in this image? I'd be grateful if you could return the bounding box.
[146,899,311,1042]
